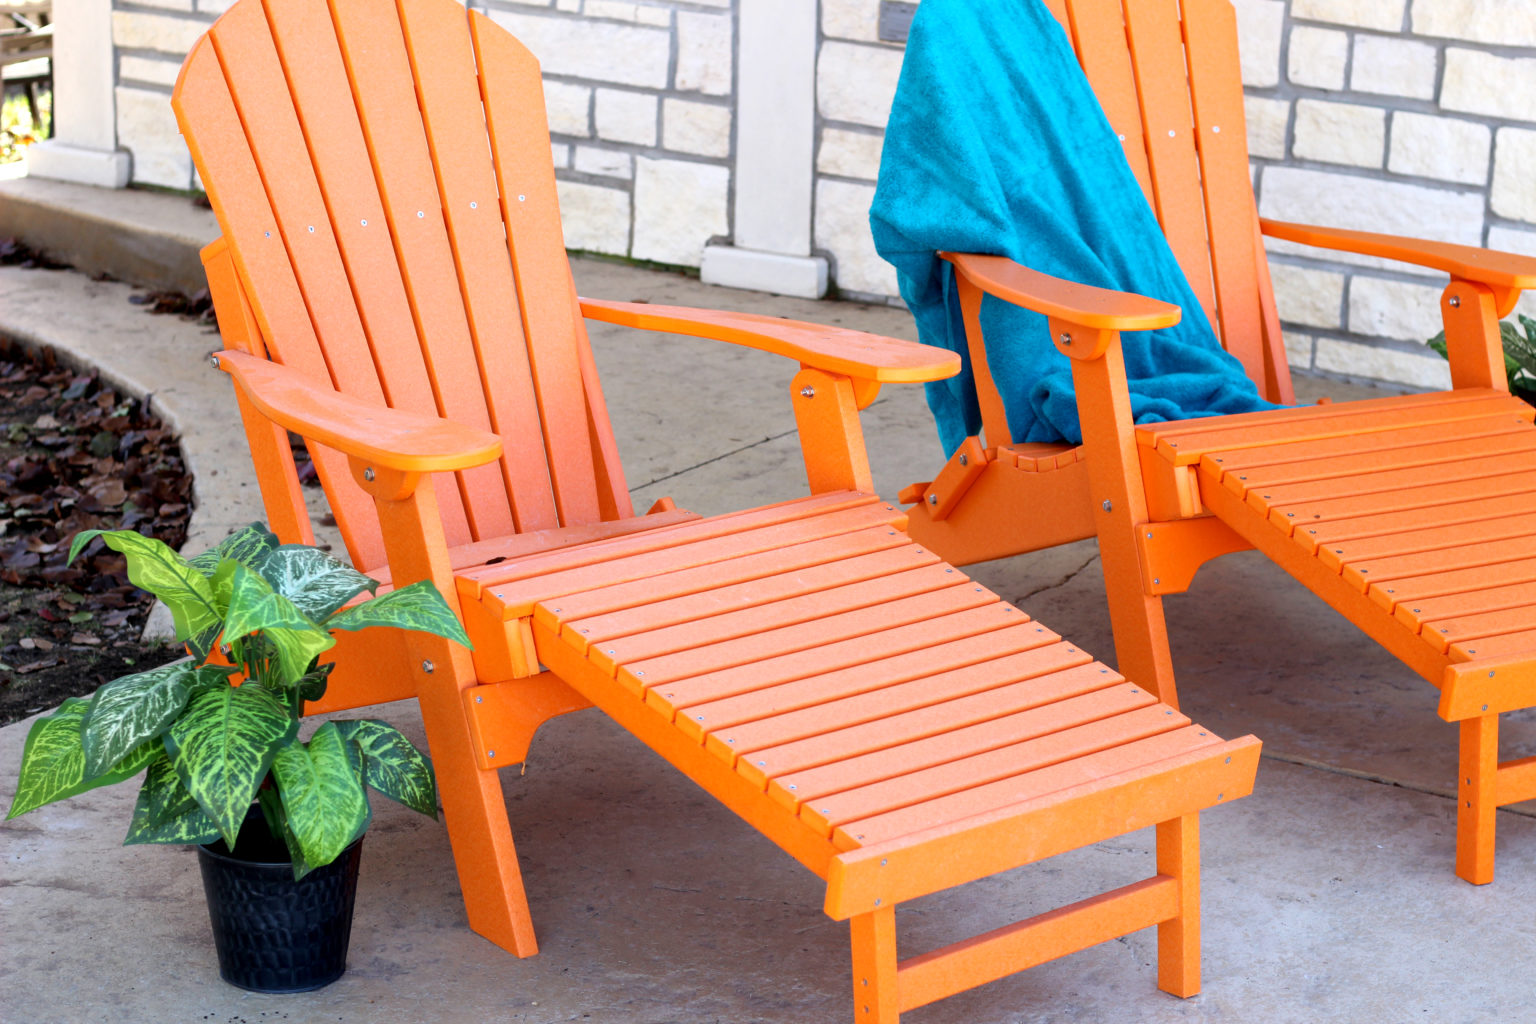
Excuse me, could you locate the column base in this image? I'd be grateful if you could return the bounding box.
[701,245,828,300]
[25,141,131,189]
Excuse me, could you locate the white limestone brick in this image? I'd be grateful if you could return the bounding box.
[134,0,194,11]
[556,0,580,12]
[1442,49,1536,123]
[486,10,670,89]
[1292,0,1406,31]
[816,127,885,181]
[815,178,897,297]
[1244,97,1291,160]
[1492,128,1536,224]
[632,158,729,266]
[662,98,732,158]
[1351,35,1438,99]
[117,55,182,89]
[585,1,671,26]
[544,81,592,138]
[556,180,630,256]
[822,0,880,42]
[116,86,193,189]
[197,0,236,14]
[1315,336,1453,388]
[111,10,208,54]
[1412,0,1536,47]
[1489,225,1536,257]
[551,142,570,168]
[1348,275,1445,341]
[493,0,553,5]
[1488,227,1536,322]
[574,145,633,179]
[817,41,904,128]
[675,12,733,96]
[1283,330,1316,368]
[1232,0,1286,87]
[1268,262,1346,328]
[1260,167,1484,250]
[1388,113,1490,185]
[1292,100,1386,168]
[1287,26,1349,90]
[594,88,657,146]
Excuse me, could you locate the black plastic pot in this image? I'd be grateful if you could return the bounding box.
[196,811,364,993]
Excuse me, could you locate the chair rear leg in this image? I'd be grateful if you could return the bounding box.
[1155,814,1201,997]
[850,904,900,1024]
[411,648,541,957]
[1458,714,1499,885]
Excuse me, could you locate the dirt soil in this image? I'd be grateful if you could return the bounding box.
[0,335,191,726]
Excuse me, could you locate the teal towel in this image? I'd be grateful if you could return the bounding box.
[870,0,1279,451]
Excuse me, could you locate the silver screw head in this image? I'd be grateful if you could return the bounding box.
[1101,499,1113,512]
[363,467,375,481]
[487,750,495,758]
[800,386,815,398]
[475,694,483,703]
[421,659,434,673]
[1059,332,1073,345]
[209,355,221,369]
[1449,295,1461,308]
[928,494,938,505]
[958,453,968,466]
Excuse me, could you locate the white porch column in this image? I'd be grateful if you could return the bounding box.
[26,0,130,188]
[699,0,826,299]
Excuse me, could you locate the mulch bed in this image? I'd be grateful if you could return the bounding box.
[0,335,191,726]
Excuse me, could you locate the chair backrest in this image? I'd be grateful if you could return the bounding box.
[1042,0,1294,406]
[173,0,628,572]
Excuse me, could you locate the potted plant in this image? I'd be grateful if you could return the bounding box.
[5,522,470,992]
[1428,314,1536,407]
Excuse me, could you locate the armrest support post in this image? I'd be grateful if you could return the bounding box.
[1442,280,1509,393]
[1052,319,1179,706]
[791,366,875,495]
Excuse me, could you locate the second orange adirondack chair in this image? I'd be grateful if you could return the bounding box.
[170,0,1259,1019]
[894,0,1536,886]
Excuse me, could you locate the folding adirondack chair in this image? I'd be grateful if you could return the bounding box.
[171,0,1260,1017]
[898,0,1536,885]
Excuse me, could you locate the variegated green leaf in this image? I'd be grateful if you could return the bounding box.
[223,563,334,687]
[257,787,312,878]
[165,685,297,847]
[272,724,371,870]
[295,663,334,705]
[258,545,376,621]
[188,522,280,578]
[67,530,221,654]
[124,755,219,845]
[80,661,232,777]
[7,699,161,819]
[327,580,471,649]
[333,719,437,818]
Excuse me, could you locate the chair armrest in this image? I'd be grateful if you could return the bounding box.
[578,297,961,384]
[212,349,502,473]
[1260,218,1536,316]
[941,252,1183,332]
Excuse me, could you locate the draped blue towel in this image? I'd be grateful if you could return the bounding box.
[870,0,1279,452]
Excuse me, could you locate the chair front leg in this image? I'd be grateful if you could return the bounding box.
[354,458,540,957]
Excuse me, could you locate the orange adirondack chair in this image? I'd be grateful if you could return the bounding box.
[171,0,1260,1017]
[898,0,1536,885]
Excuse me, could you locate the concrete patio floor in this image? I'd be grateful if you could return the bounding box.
[4,181,1536,1023]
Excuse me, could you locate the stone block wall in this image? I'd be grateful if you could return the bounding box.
[813,0,1536,389]
[1242,0,1536,387]
[94,0,1536,389]
[105,0,735,270]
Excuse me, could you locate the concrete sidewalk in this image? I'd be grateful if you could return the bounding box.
[4,184,1536,1024]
